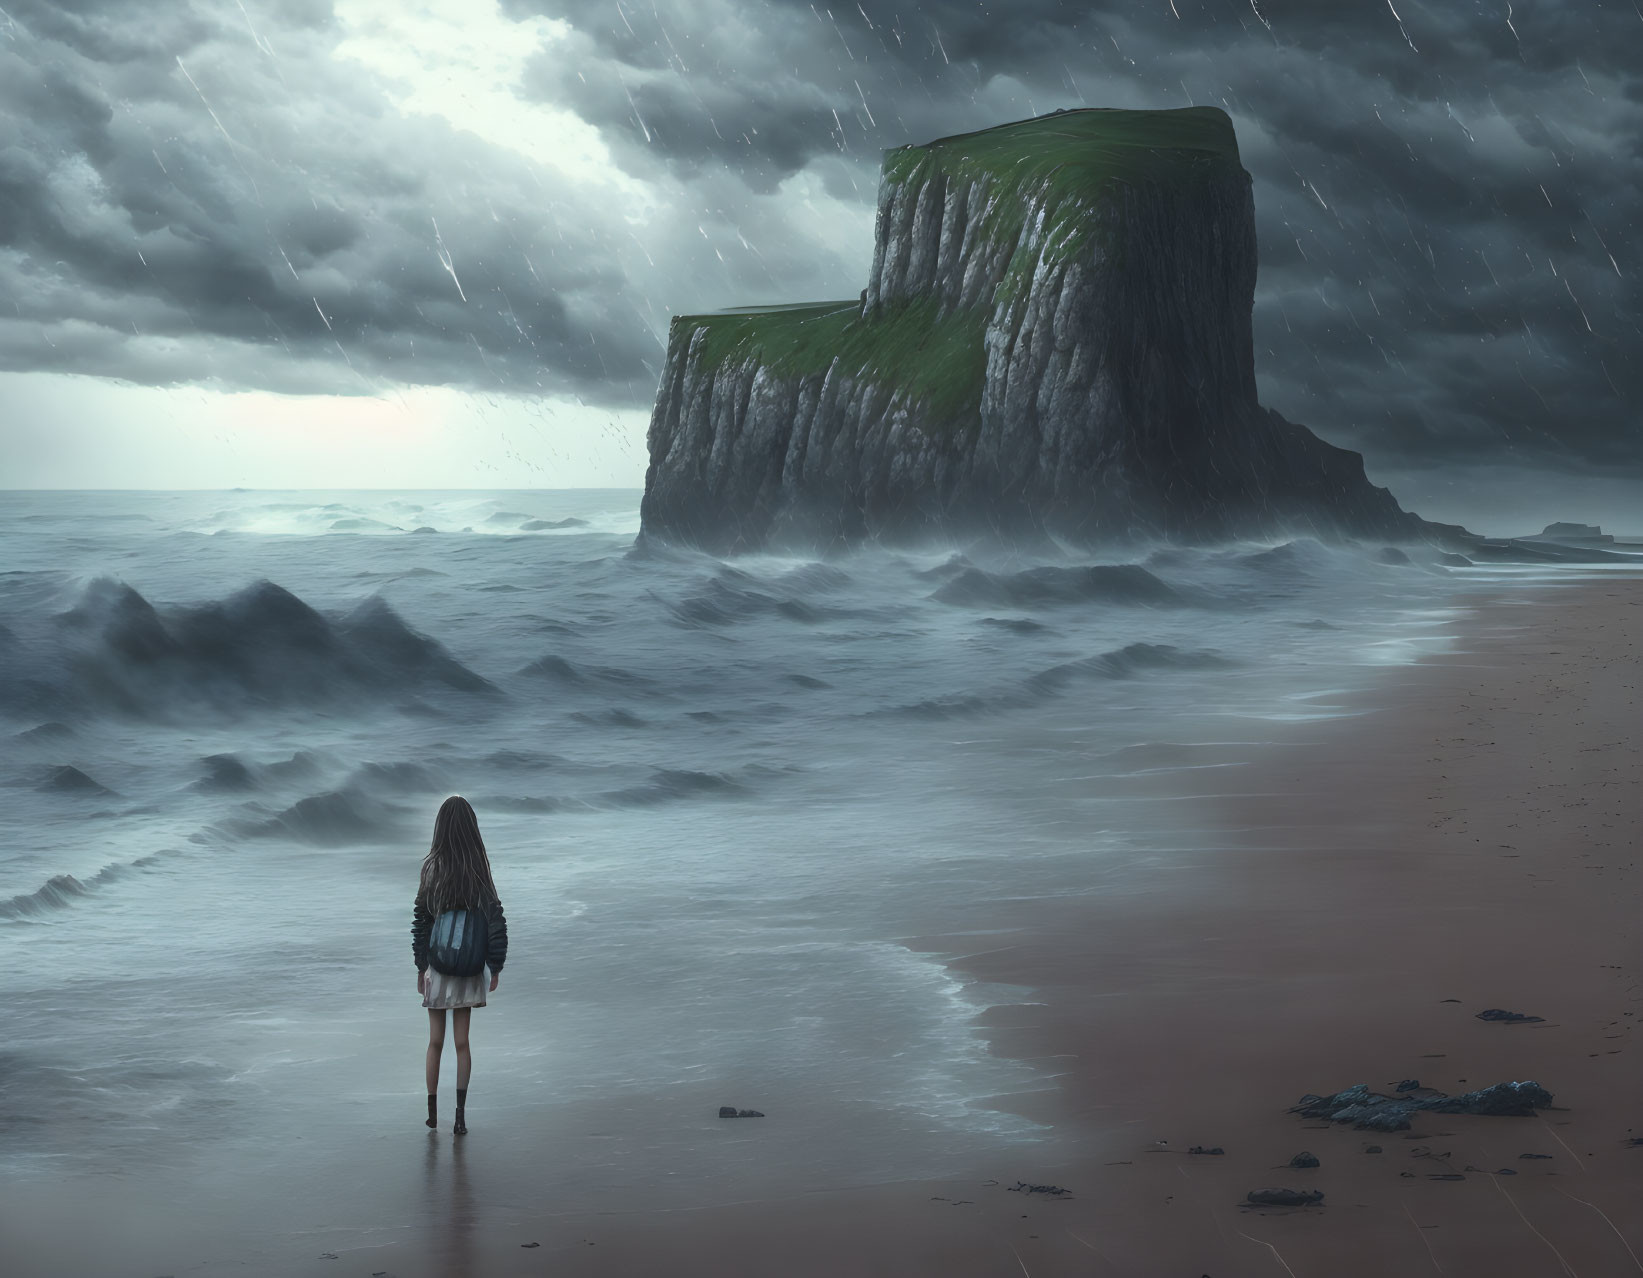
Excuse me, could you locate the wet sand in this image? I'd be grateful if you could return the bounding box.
[357,577,1637,1278]
[32,577,1638,1277]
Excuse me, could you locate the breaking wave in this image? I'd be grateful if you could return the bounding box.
[1,578,496,719]
[234,786,413,846]
[0,855,164,920]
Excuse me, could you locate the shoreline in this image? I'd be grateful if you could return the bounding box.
[14,575,1640,1276]
[396,576,1637,1278]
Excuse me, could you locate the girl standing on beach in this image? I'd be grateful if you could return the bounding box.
[412,796,508,1135]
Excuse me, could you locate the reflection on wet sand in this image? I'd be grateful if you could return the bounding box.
[421,1129,476,1275]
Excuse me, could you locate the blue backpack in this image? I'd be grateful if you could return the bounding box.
[428,907,489,978]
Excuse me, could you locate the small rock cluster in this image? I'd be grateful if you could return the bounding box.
[1292,1080,1553,1132]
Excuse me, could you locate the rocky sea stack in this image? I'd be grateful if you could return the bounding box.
[639,106,1469,554]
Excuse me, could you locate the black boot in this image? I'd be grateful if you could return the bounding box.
[426,1094,437,1130]
[454,1087,467,1135]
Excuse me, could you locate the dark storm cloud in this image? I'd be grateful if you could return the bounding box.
[510,0,1641,475]
[0,0,661,400]
[2,0,1637,481]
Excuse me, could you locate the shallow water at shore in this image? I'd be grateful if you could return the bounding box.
[1,489,1634,1262]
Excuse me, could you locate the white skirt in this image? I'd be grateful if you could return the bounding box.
[422,968,487,1010]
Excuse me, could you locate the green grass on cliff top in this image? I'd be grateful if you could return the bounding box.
[883,106,1240,189]
[889,106,1243,282]
[671,108,1241,426]
[676,296,989,425]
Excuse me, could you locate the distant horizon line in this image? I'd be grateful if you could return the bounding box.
[1,486,648,493]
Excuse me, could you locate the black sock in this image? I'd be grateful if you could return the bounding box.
[426,1094,437,1129]
[454,1088,467,1135]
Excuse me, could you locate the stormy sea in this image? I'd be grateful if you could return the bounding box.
[1,488,1632,1265]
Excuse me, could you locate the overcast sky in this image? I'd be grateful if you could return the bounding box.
[1,0,1638,528]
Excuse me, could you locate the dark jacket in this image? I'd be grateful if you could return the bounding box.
[412,897,508,975]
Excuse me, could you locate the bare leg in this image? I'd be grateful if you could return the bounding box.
[452,1007,472,1133]
[426,1008,447,1096]
[453,1007,472,1090]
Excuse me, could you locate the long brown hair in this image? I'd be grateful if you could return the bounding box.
[417,795,500,916]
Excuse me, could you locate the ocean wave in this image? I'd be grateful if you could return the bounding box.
[472,766,754,815]
[8,578,497,718]
[597,768,744,807]
[519,517,589,531]
[930,564,1191,609]
[11,721,75,743]
[34,764,115,795]
[479,794,569,813]
[882,642,1237,719]
[480,748,571,770]
[0,855,162,920]
[1023,643,1238,692]
[237,786,411,846]
[349,761,440,793]
[192,749,434,801]
[191,754,256,792]
[774,563,851,592]
[570,708,648,728]
[1223,536,1415,579]
[518,654,655,691]
[663,573,792,627]
[912,552,972,580]
[660,566,870,628]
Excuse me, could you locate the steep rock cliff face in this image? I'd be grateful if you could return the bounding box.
[640,107,1463,553]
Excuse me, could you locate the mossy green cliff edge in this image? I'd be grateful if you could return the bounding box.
[639,106,1470,553]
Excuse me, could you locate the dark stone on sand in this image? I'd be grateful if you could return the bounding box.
[719,1106,764,1117]
[1246,1188,1324,1207]
[1520,1153,1553,1159]
[1496,1168,1518,1175]
[1188,1146,1225,1155]
[1476,1008,1544,1023]
[1293,1080,1553,1131]
[1288,1151,1320,1168]
[1365,1146,1383,1154]
[521,1242,540,1248]
[1395,1079,1421,1092]
[1419,1082,1554,1116]
[1428,1173,1466,1181]
[1008,1182,1072,1196]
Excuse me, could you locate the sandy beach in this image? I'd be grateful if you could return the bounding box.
[200,574,1631,1278]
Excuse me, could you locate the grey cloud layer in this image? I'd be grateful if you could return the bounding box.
[3,0,1638,479]
[0,0,660,400]
[514,0,1642,475]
